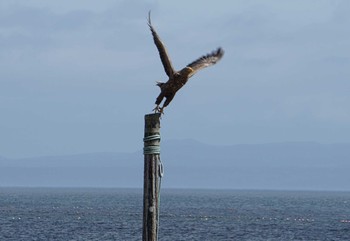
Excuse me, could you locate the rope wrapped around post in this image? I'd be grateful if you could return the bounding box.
[143,134,161,155]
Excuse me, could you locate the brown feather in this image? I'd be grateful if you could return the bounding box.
[185,47,224,78]
[148,11,175,77]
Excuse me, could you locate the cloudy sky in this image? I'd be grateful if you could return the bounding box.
[1,0,349,158]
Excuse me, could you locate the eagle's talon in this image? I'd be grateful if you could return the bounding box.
[153,105,160,113]
[152,105,165,115]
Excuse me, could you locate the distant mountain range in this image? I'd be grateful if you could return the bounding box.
[1,140,349,191]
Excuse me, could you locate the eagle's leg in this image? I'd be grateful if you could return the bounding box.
[159,94,175,114]
[153,93,165,113]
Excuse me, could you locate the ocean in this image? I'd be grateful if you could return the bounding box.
[0,188,349,241]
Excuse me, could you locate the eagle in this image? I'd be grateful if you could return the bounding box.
[148,12,224,114]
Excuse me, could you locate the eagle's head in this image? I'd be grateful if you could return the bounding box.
[156,81,165,88]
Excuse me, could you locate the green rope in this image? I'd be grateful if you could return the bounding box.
[156,157,163,241]
[143,134,161,154]
[143,146,160,155]
[143,134,161,142]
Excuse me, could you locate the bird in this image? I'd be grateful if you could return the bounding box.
[147,12,224,114]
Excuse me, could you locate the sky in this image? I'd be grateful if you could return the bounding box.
[1,0,349,158]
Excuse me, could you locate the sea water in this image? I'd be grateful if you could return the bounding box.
[0,188,349,241]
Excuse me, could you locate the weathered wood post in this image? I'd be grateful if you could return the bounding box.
[143,113,162,241]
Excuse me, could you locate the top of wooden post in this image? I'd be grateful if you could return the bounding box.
[144,113,161,137]
[144,113,161,122]
[144,113,161,155]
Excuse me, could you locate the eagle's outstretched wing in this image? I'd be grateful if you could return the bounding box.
[184,47,224,78]
[148,11,175,77]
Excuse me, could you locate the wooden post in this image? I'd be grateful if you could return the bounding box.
[143,113,162,241]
